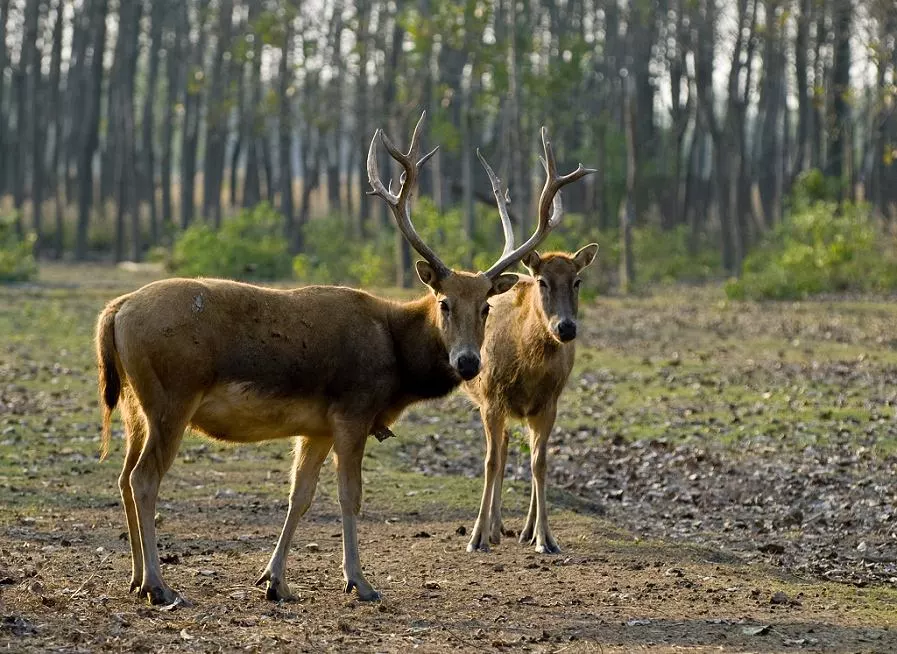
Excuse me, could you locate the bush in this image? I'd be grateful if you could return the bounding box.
[540,219,721,292]
[171,203,293,281]
[294,200,722,294]
[292,217,394,287]
[0,214,37,283]
[725,202,897,300]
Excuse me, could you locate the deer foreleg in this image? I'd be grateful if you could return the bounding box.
[257,435,332,601]
[468,408,506,552]
[333,421,379,601]
[520,405,561,554]
[488,427,510,544]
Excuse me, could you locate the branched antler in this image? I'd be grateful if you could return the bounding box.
[481,128,595,279]
[367,111,448,279]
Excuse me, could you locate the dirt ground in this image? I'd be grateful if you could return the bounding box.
[2,265,897,652]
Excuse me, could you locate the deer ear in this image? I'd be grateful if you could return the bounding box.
[522,251,542,273]
[573,243,599,271]
[489,273,518,297]
[415,260,442,292]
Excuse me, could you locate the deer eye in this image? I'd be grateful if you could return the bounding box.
[439,299,450,316]
[481,303,490,319]
[538,278,548,290]
[573,278,582,290]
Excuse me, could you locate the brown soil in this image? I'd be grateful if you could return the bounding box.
[2,495,895,653]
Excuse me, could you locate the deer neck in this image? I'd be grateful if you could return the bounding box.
[388,294,460,400]
[518,285,561,361]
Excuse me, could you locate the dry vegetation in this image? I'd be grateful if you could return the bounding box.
[2,264,897,652]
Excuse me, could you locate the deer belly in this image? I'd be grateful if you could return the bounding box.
[190,382,331,442]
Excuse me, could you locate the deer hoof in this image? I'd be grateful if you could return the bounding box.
[139,583,186,607]
[256,570,294,602]
[535,538,562,555]
[466,533,491,553]
[344,579,381,602]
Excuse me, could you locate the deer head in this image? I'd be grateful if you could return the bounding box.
[368,113,518,380]
[477,128,598,343]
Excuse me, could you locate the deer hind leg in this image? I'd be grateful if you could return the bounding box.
[519,404,561,554]
[332,419,379,601]
[467,408,506,553]
[256,434,333,601]
[118,389,147,593]
[488,427,510,545]
[129,395,197,605]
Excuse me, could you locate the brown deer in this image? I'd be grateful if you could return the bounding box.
[464,134,598,554]
[94,114,534,606]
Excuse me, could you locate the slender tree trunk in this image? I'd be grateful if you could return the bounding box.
[810,1,827,170]
[793,0,811,177]
[180,0,210,227]
[826,0,850,193]
[24,0,44,250]
[229,58,246,209]
[0,0,11,199]
[279,11,295,247]
[76,0,108,260]
[203,0,235,226]
[161,2,180,231]
[619,75,636,294]
[261,133,275,205]
[241,0,263,209]
[460,61,475,268]
[141,0,163,246]
[64,0,90,202]
[49,0,64,257]
[354,0,370,234]
[113,0,143,262]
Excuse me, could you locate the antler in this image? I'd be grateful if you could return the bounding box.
[476,149,515,259]
[367,111,448,279]
[481,127,596,279]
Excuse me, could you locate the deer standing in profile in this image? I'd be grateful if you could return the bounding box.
[464,131,598,554]
[93,114,530,606]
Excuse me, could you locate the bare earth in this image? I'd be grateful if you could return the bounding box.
[2,265,896,652]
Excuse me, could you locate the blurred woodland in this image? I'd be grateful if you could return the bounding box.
[0,0,895,289]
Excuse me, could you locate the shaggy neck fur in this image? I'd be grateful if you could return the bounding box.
[388,294,461,400]
[516,283,563,362]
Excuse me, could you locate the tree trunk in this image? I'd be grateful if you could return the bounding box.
[0,0,11,198]
[229,56,246,209]
[279,11,295,247]
[140,0,164,246]
[49,0,65,257]
[353,0,371,234]
[76,0,108,260]
[180,0,210,227]
[24,0,44,250]
[793,0,811,177]
[619,75,636,294]
[161,1,181,231]
[112,0,143,262]
[826,0,850,192]
[203,0,235,226]
[460,61,475,268]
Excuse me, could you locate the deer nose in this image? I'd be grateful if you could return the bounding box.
[454,352,481,380]
[556,319,577,343]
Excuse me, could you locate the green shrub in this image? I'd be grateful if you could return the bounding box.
[0,214,38,283]
[292,217,394,286]
[726,202,897,300]
[292,200,722,294]
[790,168,841,210]
[634,225,721,285]
[540,219,721,292]
[171,203,293,281]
